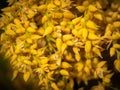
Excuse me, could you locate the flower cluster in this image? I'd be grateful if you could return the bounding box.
[0,0,120,89]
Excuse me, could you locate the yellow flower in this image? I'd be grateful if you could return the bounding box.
[60,69,69,76]
[85,40,92,53]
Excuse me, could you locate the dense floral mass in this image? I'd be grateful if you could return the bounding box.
[0,0,120,89]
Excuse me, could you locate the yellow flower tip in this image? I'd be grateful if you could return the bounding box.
[47,3,56,10]
[93,47,102,58]
[74,62,84,72]
[62,34,73,41]
[86,20,99,30]
[54,0,61,6]
[44,26,53,36]
[51,82,59,90]
[61,62,72,69]
[88,32,99,40]
[23,72,30,82]
[88,5,97,12]
[85,40,92,53]
[97,61,106,68]
[56,38,62,51]
[63,11,75,19]
[76,5,86,13]
[38,4,47,12]
[94,12,103,21]
[110,47,116,57]
[60,69,69,76]
[5,29,16,36]
[27,27,36,33]
[72,17,81,25]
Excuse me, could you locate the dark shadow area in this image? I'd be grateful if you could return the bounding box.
[0,53,17,90]
[0,0,8,14]
[0,53,41,90]
[111,72,120,90]
[0,0,15,89]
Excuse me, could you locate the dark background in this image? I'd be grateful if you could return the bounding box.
[0,1,15,90]
[0,0,8,13]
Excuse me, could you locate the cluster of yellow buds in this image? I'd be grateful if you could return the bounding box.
[0,0,120,89]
